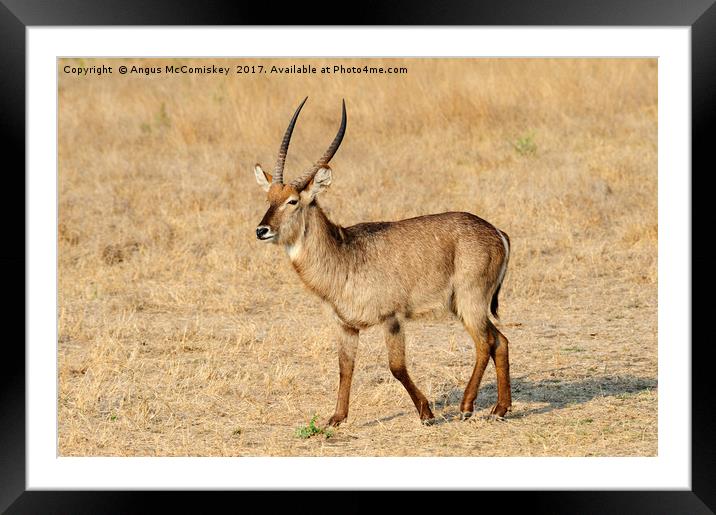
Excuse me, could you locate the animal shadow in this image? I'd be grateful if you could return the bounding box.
[364,375,656,427]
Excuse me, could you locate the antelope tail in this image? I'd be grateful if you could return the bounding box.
[491,229,511,319]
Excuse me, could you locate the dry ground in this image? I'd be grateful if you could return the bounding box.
[58,58,657,456]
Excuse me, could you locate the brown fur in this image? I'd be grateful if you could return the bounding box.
[254,104,511,426]
[286,205,506,329]
[257,190,512,425]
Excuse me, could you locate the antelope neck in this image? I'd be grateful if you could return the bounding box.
[285,203,347,299]
[287,202,343,257]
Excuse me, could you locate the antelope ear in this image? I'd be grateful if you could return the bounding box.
[254,164,272,191]
[300,167,332,202]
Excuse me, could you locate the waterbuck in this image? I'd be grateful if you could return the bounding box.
[254,98,512,426]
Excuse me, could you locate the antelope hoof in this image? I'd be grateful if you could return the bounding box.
[488,404,511,421]
[419,406,435,424]
[460,411,473,421]
[326,414,346,428]
[487,414,507,422]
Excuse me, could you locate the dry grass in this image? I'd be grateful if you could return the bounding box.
[58,58,657,456]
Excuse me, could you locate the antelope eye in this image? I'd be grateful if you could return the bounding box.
[287,199,298,205]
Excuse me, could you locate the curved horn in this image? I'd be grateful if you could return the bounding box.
[273,96,308,184]
[317,99,347,167]
[292,99,347,189]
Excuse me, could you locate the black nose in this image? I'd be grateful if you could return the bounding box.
[256,227,269,239]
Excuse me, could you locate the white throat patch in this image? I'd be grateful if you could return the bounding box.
[286,240,303,261]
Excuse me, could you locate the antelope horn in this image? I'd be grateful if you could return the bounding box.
[273,96,308,184]
[292,99,347,189]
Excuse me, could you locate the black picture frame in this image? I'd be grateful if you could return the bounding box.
[3,1,711,513]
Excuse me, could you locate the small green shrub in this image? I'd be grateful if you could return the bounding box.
[295,414,333,439]
[513,132,537,156]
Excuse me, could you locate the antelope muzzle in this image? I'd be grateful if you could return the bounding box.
[256,225,275,241]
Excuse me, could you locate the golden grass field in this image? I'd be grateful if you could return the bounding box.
[58,58,657,456]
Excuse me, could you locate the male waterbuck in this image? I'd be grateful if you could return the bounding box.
[254,98,512,426]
